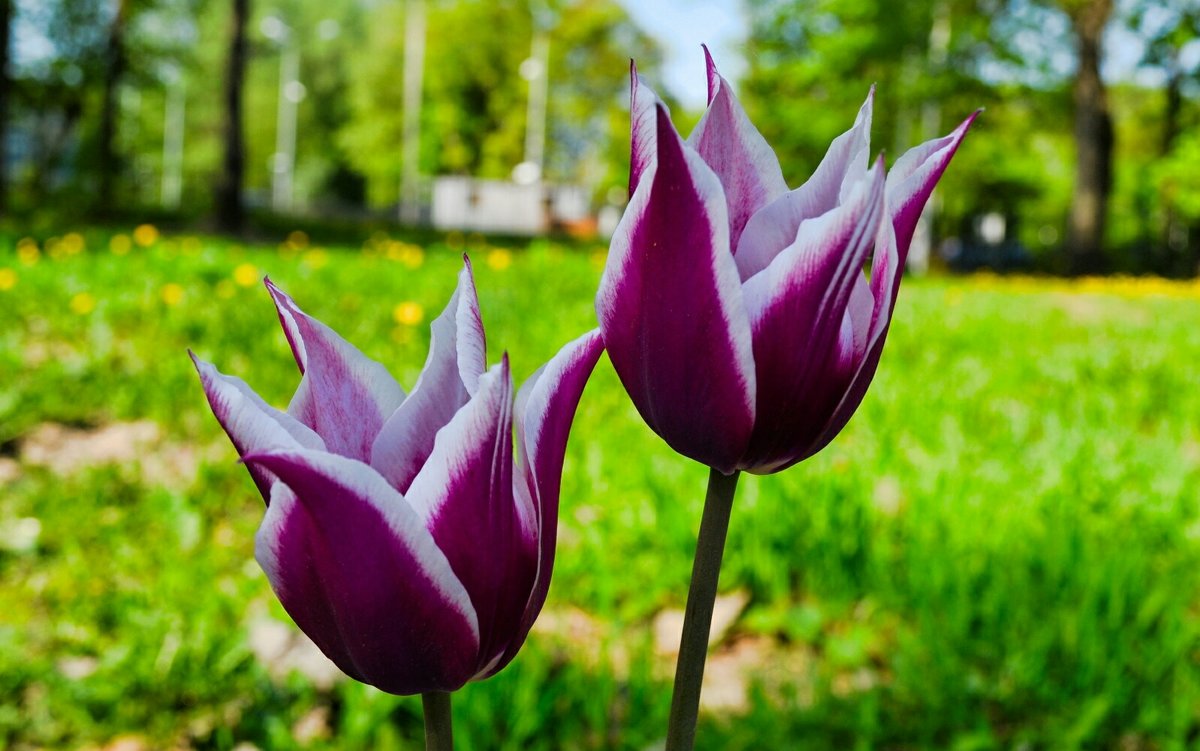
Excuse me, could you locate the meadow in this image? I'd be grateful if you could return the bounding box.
[2,228,1200,750]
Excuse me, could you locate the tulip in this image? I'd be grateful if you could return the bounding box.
[191,260,602,715]
[596,51,976,751]
[597,50,977,476]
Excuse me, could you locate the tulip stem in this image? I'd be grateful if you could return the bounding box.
[422,691,454,751]
[664,467,740,751]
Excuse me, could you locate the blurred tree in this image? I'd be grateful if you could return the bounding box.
[1129,0,1200,272]
[216,0,248,231]
[340,0,660,208]
[97,0,131,216]
[742,0,997,260]
[0,0,9,215]
[1056,0,1115,272]
[12,0,108,203]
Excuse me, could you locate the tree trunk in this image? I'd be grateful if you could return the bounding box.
[0,0,11,216]
[216,0,248,233]
[97,0,129,217]
[1064,0,1113,274]
[1160,59,1187,274]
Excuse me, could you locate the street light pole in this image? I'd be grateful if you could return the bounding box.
[273,43,300,212]
[161,65,185,209]
[514,4,551,186]
[400,0,426,224]
[262,15,303,214]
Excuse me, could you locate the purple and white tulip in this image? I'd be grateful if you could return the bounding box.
[597,51,976,475]
[192,260,602,695]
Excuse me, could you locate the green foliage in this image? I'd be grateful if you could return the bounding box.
[4,231,1200,747]
[340,0,660,206]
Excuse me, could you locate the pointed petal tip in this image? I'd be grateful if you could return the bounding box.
[264,276,290,303]
[702,44,720,103]
[959,109,983,133]
[653,99,675,139]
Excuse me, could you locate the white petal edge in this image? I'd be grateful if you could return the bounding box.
[252,448,481,644]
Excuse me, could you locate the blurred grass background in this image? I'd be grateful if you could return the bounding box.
[2,227,1200,750]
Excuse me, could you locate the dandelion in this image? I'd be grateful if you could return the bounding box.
[133,224,159,247]
[287,230,309,249]
[393,300,424,326]
[162,283,185,306]
[400,245,424,268]
[62,232,86,255]
[391,326,414,345]
[70,292,96,315]
[16,239,39,266]
[486,249,513,271]
[302,249,329,270]
[233,263,259,287]
[0,268,16,291]
[110,235,132,256]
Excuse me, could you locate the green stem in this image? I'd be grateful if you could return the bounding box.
[422,691,454,751]
[664,467,740,751]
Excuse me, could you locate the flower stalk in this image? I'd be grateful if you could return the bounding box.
[665,468,740,751]
[422,691,454,751]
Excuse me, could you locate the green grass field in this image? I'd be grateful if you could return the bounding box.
[3,228,1200,750]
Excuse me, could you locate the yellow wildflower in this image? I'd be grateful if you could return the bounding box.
[62,232,85,255]
[70,292,96,315]
[110,234,132,255]
[0,269,16,291]
[233,263,259,287]
[303,249,329,270]
[161,283,185,306]
[16,238,38,265]
[133,224,159,247]
[393,301,424,327]
[487,249,512,271]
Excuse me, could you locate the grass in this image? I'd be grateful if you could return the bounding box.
[2,228,1200,749]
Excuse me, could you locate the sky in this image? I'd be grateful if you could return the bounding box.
[613,0,749,109]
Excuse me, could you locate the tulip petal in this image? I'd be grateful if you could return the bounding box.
[191,353,324,502]
[739,158,886,473]
[264,279,407,463]
[811,113,978,454]
[884,111,981,279]
[597,101,756,474]
[629,62,662,197]
[735,89,875,280]
[372,261,487,494]
[482,329,604,677]
[404,359,531,675]
[248,449,480,695]
[688,47,788,250]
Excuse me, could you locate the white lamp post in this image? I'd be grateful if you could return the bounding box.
[161,63,185,209]
[399,0,426,224]
[262,15,304,213]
